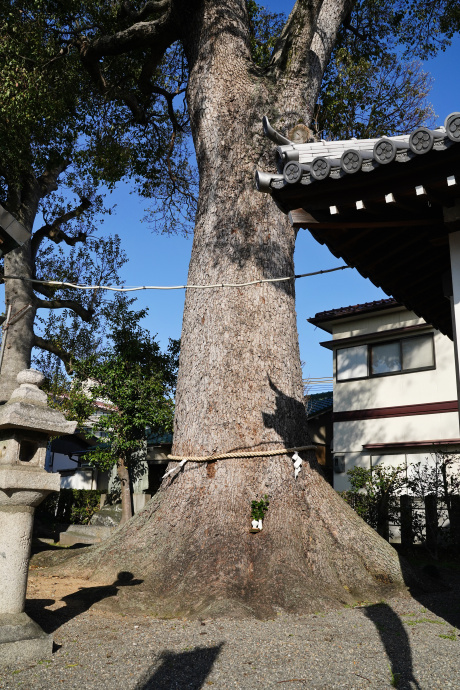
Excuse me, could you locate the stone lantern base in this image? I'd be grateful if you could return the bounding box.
[0,369,76,666]
[0,613,53,666]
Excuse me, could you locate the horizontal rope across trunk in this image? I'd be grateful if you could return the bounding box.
[167,445,317,462]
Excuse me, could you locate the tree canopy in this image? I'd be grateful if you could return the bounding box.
[61,305,179,523]
[0,0,195,400]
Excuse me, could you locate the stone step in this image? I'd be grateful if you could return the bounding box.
[58,525,114,546]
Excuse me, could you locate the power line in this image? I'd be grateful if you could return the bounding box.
[2,265,349,292]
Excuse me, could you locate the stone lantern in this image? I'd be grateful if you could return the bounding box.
[0,369,76,665]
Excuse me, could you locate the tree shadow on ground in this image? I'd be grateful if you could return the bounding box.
[31,538,88,554]
[362,603,421,690]
[134,644,223,690]
[402,557,460,629]
[26,571,143,634]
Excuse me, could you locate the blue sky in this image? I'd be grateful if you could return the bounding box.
[12,5,460,384]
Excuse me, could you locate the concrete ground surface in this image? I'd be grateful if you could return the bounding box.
[0,566,460,689]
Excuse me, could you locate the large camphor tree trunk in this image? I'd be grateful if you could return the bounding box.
[45,0,415,618]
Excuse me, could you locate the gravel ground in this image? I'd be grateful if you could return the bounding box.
[1,568,460,689]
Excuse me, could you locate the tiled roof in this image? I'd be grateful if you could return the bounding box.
[308,298,400,325]
[254,111,460,338]
[306,392,333,417]
[256,113,460,192]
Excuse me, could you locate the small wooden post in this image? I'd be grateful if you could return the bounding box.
[377,494,390,542]
[424,494,438,557]
[400,494,413,548]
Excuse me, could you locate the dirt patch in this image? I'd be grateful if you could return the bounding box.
[27,572,111,610]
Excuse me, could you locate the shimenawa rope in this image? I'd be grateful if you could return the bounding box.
[163,445,316,478]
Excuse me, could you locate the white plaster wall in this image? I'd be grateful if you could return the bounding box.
[332,308,422,340]
[333,452,371,491]
[60,469,94,490]
[334,412,460,453]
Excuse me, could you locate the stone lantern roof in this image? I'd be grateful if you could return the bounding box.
[0,369,76,436]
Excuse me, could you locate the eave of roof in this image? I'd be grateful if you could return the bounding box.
[256,113,460,339]
[308,298,400,332]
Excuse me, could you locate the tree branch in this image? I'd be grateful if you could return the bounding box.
[35,298,95,323]
[74,7,179,126]
[75,2,175,61]
[270,0,325,78]
[37,158,70,196]
[31,197,91,259]
[270,0,355,127]
[343,15,369,43]
[34,335,74,374]
[118,0,170,23]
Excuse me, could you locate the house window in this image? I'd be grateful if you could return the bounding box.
[337,333,434,381]
[336,344,368,380]
[371,341,401,374]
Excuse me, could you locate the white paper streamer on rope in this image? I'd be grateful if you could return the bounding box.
[162,457,188,479]
[292,452,303,479]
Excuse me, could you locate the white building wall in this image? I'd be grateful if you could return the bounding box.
[60,469,95,490]
[326,305,460,492]
[334,412,460,453]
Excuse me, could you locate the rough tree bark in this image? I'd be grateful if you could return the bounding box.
[0,181,41,401]
[117,456,134,525]
[39,0,419,617]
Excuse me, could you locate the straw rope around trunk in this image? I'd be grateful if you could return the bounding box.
[166,445,316,462]
[162,446,317,479]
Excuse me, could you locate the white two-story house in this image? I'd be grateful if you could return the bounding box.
[308,298,460,492]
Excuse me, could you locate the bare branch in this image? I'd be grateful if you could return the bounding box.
[36,298,95,323]
[31,197,91,259]
[34,335,74,374]
[343,16,370,43]
[149,84,185,132]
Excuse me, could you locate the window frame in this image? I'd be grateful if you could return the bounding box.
[335,333,436,383]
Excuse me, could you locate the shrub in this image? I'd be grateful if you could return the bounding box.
[37,489,102,525]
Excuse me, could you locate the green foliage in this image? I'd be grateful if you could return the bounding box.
[315,0,440,139]
[317,52,435,139]
[389,667,401,688]
[246,1,285,69]
[341,453,460,548]
[0,1,195,388]
[340,465,406,531]
[37,489,102,525]
[65,305,179,476]
[251,494,270,521]
[244,0,444,138]
[406,452,460,545]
